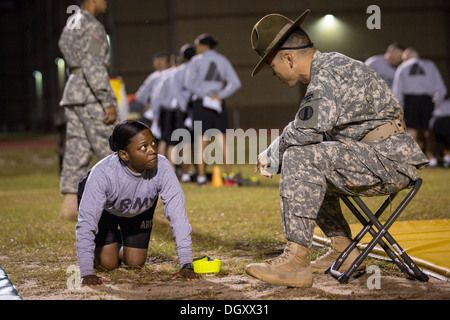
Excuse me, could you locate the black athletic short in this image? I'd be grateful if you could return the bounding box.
[403,94,434,129]
[160,108,178,145]
[192,98,228,134]
[161,109,193,145]
[94,199,157,249]
[432,116,450,146]
[77,170,157,249]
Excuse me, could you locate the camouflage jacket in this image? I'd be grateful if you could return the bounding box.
[58,9,116,109]
[266,50,428,181]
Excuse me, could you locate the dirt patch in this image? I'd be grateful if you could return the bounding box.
[5,245,449,301]
[15,266,450,301]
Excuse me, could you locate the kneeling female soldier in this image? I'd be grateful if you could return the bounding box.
[76,120,200,285]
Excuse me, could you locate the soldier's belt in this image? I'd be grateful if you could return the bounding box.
[361,119,406,142]
[69,67,83,75]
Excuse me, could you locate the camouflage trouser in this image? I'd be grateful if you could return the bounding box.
[60,102,116,194]
[279,141,412,248]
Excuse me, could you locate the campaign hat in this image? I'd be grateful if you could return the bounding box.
[251,9,310,76]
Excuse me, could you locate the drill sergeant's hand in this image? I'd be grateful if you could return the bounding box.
[104,106,117,124]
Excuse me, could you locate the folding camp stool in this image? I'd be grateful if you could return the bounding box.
[325,178,429,284]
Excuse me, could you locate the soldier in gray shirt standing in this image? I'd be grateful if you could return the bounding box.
[135,52,172,130]
[245,10,428,288]
[365,42,405,90]
[58,0,117,220]
[393,47,447,156]
[184,34,241,185]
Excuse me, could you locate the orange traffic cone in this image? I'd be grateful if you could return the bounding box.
[212,166,223,187]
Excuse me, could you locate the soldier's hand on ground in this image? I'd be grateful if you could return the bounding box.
[104,106,117,124]
[81,274,111,286]
[171,268,202,282]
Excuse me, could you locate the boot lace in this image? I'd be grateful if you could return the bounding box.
[266,243,295,266]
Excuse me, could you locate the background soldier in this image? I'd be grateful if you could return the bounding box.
[134,52,172,136]
[393,47,447,156]
[183,34,242,185]
[246,9,428,287]
[365,42,405,90]
[58,0,117,220]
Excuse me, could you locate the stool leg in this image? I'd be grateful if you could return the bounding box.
[328,181,429,283]
[327,195,398,281]
[353,195,429,282]
[326,196,375,282]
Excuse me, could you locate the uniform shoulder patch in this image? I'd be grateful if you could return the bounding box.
[92,32,104,44]
[298,106,314,120]
[295,94,320,129]
[87,34,103,55]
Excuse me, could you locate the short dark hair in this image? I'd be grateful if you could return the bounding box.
[153,51,170,63]
[180,44,196,60]
[195,33,218,49]
[387,42,405,52]
[280,27,312,48]
[109,120,150,152]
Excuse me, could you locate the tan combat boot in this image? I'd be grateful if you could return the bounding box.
[245,242,313,287]
[60,193,79,221]
[311,236,365,273]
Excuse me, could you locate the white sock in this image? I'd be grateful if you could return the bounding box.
[444,155,450,163]
[429,158,438,167]
[197,175,207,184]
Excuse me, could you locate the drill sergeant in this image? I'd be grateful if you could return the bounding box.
[246,9,428,287]
[58,0,117,220]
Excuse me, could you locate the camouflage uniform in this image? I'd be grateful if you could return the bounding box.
[265,51,428,247]
[58,9,117,194]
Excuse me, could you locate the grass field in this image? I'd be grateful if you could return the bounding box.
[0,140,449,299]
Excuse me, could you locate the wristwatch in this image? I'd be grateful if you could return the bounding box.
[181,263,194,270]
